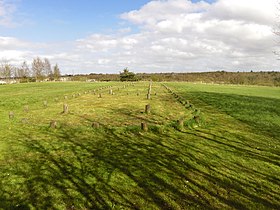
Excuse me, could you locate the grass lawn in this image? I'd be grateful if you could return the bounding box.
[0,82,279,209]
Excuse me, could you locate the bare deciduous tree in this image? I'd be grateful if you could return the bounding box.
[53,63,61,80]
[32,57,44,81]
[16,61,30,78]
[0,60,13,78]
[43,58,52,78]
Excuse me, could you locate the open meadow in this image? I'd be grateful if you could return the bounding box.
[0,81,279,209]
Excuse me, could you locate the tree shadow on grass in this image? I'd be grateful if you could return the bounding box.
[0,126,279,209]
[180,91,280,139]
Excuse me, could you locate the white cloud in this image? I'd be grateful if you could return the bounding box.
[2,0,279,73]
[205,0,276,25]
[0,0,18,27]
[117,0,278,72]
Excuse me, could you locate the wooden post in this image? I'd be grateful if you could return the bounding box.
[109,89,113,95]
[63,104,69,114]
[147,93,151,100]
[157,126,164,134]
[21,118,28,124]
[145,104,151,114]
[194,116,200,123]
[24,105,29,112]
[92,122,100,128]
[9,111,14,119]
[141,122,148,132]
[64,96,68,100]
[50,120,57,128]
[148,81,152,93]
[98,93,102,98]
[177,118,184,131]
[43,101,48,107]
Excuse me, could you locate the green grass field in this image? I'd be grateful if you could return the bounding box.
[0,82,279,209]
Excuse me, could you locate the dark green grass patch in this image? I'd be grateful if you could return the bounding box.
[167,83,280,139]
[185,92,280,139]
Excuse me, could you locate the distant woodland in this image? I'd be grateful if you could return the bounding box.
[1,58,280,86]
[81,71,280,86]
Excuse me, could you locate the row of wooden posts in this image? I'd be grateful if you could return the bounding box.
[162,84,201,127]
[8,83,140,120]
[7,84,120,122]
[8,82,154,131]
[53,82,152,131]
[8,83,190,132]
[49,102,151,131]
[9,83,197,132]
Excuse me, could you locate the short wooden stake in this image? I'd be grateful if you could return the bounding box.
[24,105,29,112]
[145,104,151,114]
[21,118,28,124]
[194,116,200,123]
[141,122,148,132]
[9,111,14,119]
[43,101,48,107]
[92,122,100,128]
[177,118,184,131]
[98,93,102,98]
[63,104,69,114]
[50,120,57,128]
[147,93,151,100]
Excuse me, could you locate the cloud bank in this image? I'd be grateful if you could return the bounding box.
[0,0,278,73]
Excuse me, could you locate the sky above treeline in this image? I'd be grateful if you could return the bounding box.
[0,0,278,74]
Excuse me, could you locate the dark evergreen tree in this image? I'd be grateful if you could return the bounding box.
[120,68,138,81]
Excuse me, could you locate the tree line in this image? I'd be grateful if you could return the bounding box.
[0,57,61,82]
[136,71,280,86]
[87,70,280,86]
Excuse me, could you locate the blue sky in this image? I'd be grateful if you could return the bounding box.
[1,0,215,42]
[12,0,154,41]
[0,0,277,74]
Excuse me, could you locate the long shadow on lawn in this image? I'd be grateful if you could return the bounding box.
[0,126,280,209]
[182,91,280,139]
